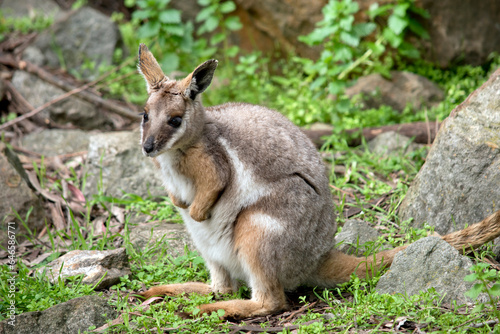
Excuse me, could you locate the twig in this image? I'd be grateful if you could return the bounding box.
[279,301,317,325]
[18,58,140,120]
[229,319,322,333]
[467,319,498,329]
[0,79,98,131]
[0,57,139,131]
[329,184,356,198]
[453,314,484,329]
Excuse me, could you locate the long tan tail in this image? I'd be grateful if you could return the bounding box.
[442,209,500,252]
[315,209,500,286]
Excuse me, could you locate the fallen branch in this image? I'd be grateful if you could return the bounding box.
[229,319,322,333]
[0,78,99,131]
[467,319,498,329]
[0,55,140,131]
[302,121,441,148]
[2,79,64,128]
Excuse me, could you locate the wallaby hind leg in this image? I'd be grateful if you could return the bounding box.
[140,282,212,299]
[197,285,287,319]
[198,210,289,319]
[140,261,236,299]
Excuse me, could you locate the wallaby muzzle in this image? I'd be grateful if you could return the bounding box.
[143,136,155,154]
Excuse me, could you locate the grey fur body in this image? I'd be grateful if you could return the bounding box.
[189,102,337,289]
[138,45,339,316]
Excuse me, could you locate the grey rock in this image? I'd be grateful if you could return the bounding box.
[376,237,485,305]
[493,238,500,263]
[24,7,121,80]
[335,219,381,256]
[21,46,46,66]
[308,122,334,132]
[21,129,90,157]
[0,0,62,19]
[368,131,424,156]
[345,71,444,112]
[0,295,116,334]
[0,144,45,247]
[84,130,165,199]
[399,68,500,235]
[418,0,500,67]
[129,222,194,257]
[11,71,111,129]
[38,248,130,290]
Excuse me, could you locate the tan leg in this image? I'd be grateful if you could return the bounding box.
[196,210,288,319]
[179,143,228,222]
[140,282,212,299]
[141,260,236,300]
[197,287,287,319]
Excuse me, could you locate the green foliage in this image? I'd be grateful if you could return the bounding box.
[124,0,200,74]
[299,0,429,96]
[310,278,494,332]
[0,10,53,42]
[1,112,16,125]
[0,261,96,318]
[121,0,241,75]
[465,262,500,322]
[91,193,182,223]
[196,0,242,59]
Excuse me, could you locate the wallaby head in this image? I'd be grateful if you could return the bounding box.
[137,43,218,156]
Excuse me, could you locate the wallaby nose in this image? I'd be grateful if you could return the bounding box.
[143,136,155,153]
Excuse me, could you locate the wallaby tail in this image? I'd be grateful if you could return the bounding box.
[314,209,500,287]
[442,209,500,252]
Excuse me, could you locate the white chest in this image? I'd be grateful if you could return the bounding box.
[156,152,196,205]
[156,140,270,281]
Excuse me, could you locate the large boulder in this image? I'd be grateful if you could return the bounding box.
[0,295,116,334]
[21,129,90,157]
[11,71,112,129]
[376,237,485,305]
[399,68,500,235]
[345,71,444,112]
[84,130,165,199]
[23,7,121,80]
[415,0,500,67]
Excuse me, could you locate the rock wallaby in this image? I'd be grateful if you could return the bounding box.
[137,44,500,319]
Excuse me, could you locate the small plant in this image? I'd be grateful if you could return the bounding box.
[299,0,377,95]
[464,262,500,322]
[299,0,429,96]
[126,0,197,73]
[0,10,53,41]
[196,0,242,60]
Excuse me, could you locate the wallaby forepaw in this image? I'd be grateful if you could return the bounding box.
[189,206,211,222]
[168,192,189,209]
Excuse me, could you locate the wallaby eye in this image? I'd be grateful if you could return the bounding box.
[141,112,149,123]
[168,116,182,128]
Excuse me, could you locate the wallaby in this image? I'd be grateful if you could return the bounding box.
[137,43,500,319]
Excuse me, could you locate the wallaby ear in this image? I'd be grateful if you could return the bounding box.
[181,59,218,100]
[137,43,168,93]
